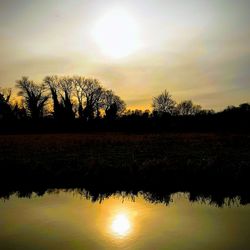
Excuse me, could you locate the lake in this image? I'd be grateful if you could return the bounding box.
[0,190,249,250]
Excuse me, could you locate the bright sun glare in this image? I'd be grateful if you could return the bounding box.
[93,8,140,58]
[111,213,131,236]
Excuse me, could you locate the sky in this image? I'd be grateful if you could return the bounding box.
[0,0,249,110]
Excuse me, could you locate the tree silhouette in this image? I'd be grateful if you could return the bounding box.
[1,74,248,133]
[239,103,250,112]
[152,90,176,115]
[0,88,12,120]
[73,77,104,120]
[57,77,75,120]
[103,90,126,119]
[72,76,86,119]
[12,103,27,120]
[16,77,48,120]
[44,76,64,120]
[176,100,202,115]
[44,76,126,121]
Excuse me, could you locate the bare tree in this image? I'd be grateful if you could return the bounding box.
[103,90,126,119]
[58,76,75,120]
[72,76,86,119]
[16,77,48,120]
[73,77,104,120]
[44,75,64,120]
[152,90,176,115]
[176,100,202,115]
[84,78,104,119]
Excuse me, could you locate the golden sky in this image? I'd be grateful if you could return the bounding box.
[0,0,249,110]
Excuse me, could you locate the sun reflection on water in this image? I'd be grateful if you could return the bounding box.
[111,213,131,237]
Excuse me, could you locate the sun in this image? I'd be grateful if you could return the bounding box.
[111,213,131,236]
[92,8,140,58]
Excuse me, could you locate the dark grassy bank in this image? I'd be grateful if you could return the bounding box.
[0,133,249,203]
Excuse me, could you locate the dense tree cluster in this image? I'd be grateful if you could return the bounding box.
[16,77,48,120]
[152,90,209,116]
[1,75,126,121]
[0,78,249,132]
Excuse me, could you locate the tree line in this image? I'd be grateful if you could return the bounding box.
[0,75,249,132]
[1,76,126,121]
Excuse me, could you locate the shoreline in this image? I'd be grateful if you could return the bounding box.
[1,132,249,203]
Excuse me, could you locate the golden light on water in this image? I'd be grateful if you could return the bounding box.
[0,192,249,250]
[111,213,131,237]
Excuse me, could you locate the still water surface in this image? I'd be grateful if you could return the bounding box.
[0,191,249,250]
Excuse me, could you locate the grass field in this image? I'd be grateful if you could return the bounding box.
[0,132,249,201]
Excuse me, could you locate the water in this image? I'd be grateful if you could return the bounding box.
[0,190,249,250]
